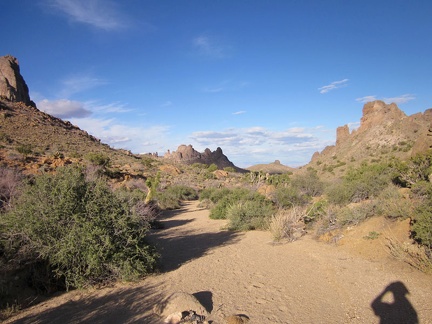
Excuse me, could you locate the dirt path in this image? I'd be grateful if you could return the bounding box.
[6,201,432,323]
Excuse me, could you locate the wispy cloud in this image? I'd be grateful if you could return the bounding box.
[355,95,378,103]
[318,79,349,94]
[356,94,415,104]
[44,0,127,30]
[59,74,108,97]
[232,111,246,115]
[192,35,228,58]
[383,94,416,104]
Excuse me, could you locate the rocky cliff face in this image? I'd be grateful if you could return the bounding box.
[164,144,245,171]
[309,100,432,177]
[0,55,34,106]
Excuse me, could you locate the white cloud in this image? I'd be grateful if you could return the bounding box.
[38,99,91,118]
[318,79,349,94]
[355,94,415,104]
[188,126,334,167]
[192,35,228,58]
[68,116,171,154]
[45,0,127,30]
[232,111,246,115]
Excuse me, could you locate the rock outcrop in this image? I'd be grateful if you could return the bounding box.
[164,144,245,172]
[310,100,432,176]
[0,55,34,106]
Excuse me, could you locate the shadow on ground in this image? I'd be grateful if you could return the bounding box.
[10,282,164,324]
[148,202,241,272]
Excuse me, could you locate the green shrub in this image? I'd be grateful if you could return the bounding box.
[226,199,275,231]
[394,151,432,187]
[326,162,394,205]
[376,184,413,219]
[16,144,32,156]
[336,201,376,226]
[272,186,310,208]
[1,166,157,290]
[290,169,324,197]
[85,152,110,167]
[206,188,269,220]
[412,202,432,249]
[207,163,218,172]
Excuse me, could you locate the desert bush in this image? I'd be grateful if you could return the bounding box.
[314,204,340,236]
[326,162,394,204]
[336,201,376,226]
[85,152,110,167]
[304,199,328,224]
[290,169,324,197]
[0,167,22,210]
[156,185,197,210]
[410,181,432,201]
[206,188,269,220]
[271,186,310,208]
[394,151,432,187]
[224,167,235,173]
[269,207,304,242]
[387,237,432,274]
[207,163,218,172]
[375,184,413,219]
[16,144,32,156]
[1,166,157,290]
[411,202,432,250]
[225,199,275,231]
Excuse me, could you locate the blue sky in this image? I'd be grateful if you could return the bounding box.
[1,1,431,167]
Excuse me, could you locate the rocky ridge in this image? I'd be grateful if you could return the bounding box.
[309,100,432,177]
[164,144,246,172]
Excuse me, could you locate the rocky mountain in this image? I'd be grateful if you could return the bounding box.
[307,100,432,178]
[164,144,246,172]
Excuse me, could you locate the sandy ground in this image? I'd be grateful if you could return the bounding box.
[5,200,432,323]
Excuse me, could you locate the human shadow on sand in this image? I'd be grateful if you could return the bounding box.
[11,282,165,324]
[148,202,241,272]
[371,281,418,324]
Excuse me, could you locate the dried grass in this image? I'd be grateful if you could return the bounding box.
[269,206,305,242]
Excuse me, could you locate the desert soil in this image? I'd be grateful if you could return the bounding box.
[5,200,432,323]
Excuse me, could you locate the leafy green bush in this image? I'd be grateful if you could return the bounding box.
[1,166,157,290]
[226,199,275,231]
